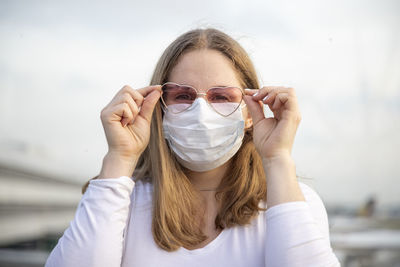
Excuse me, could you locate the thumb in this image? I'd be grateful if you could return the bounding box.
[139,89,161,122]
[243,95,265,125]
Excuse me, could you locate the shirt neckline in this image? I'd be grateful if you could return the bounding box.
[177,227,231,255]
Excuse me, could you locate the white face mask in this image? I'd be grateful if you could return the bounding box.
[162,98,245,172]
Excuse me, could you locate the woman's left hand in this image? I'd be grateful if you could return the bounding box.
[243,86,302,160]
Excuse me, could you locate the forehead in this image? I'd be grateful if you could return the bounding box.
[168,49,241,90]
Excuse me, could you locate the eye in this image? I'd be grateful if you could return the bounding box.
[209,93,230,102]
[175,93,192,100]
[214,95,229,101]
[170,87,196,103]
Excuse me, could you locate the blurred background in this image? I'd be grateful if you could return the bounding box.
[0,0,399,266]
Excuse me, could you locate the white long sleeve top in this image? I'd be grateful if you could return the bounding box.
[45,176,340,267]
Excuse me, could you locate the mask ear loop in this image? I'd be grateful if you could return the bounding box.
[240,88,247,108]
[240,89,252,133]
[241,88,249,109]
[160,103,167,114]
[159,87,168,114]
[233,90,247,115]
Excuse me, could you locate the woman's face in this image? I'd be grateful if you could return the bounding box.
[168,49,252,128]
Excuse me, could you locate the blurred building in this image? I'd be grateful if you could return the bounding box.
[0,161,82,266]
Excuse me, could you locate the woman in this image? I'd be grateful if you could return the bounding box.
[45,28,340,266]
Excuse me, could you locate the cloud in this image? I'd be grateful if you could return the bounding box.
[0,0,399,205]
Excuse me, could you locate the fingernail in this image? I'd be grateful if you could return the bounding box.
[263,95,269,101]
[253,92,259,97]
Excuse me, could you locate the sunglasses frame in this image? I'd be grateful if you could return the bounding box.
[160,82,246,117]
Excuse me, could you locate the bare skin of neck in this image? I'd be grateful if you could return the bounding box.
[184,160,231,249]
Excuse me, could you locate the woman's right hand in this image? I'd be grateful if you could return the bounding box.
[98,85,161,179]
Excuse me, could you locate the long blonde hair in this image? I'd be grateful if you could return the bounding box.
[82,28,267,251]
[133,28,267,251]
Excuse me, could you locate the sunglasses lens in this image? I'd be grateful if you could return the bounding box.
[207,87,243,116]
[162,83,197,113]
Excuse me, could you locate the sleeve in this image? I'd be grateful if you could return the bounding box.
[265,182,341,267]
[45,176,135,267]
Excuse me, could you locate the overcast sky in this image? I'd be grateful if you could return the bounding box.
[0,0,399,206]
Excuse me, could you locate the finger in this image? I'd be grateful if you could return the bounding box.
[115,92,140,121]
[130,90,145,107]
[136,85,162,98]
[250,86,276,101]
[109,102,134,127]
[131,85,161,108]
[243,95,265,125]
[269,93,301,123]
[112,85,161,109]
[262,87,296,106]
[125,97,140,125]
[252,86,294,101]
[121,85,146,107]
[276,92,299,112]
[111,85,133,102]
[244,88,258,96]
[138,90,162,123]
[271,93,289,111]
[262,90,278,105]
